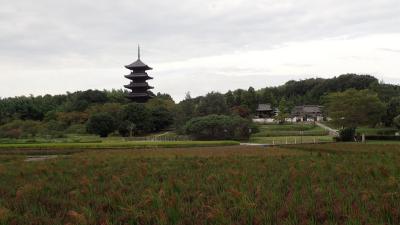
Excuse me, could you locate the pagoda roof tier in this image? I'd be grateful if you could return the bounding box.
[127,91,152,96]
[124,73,153,80]
[125,59,153,71]
[124,83,154,89]
[126,92,153,98]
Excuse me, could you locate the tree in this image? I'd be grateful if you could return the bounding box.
[242,87,258,112]
[230,105,250,118]
[174,93,197,132]
[393,115,400,129]
[225,91,235,108]
[196,92,229,116]
[184,115,252,140]
[146,95,176,112]
[260,89,276,106]
[384,97,400,126]
[324,89,386,128]
[105,89,130,104]
[86,113,116,137]
[149,107,174,131]
[121,103,152,134]
[56,111,89,126]
[275,98,289,124]
[233,89,244,106]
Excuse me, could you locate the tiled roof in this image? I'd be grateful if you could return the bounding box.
[257,104,272,111]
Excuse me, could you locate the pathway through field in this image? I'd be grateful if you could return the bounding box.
[25,155,59,162]
[315,122,339,136]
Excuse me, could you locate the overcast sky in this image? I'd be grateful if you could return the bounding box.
[1,0,400,101]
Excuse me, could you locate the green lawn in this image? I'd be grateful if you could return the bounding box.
[0,143,399,224]
[254,123,328,136]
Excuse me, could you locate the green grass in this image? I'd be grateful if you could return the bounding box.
[356,127,398,135]
[250,123,332,144]
[0,144,399,224]
[253,123,328,137]
[320,122,398,135]
[0,135,103,144]
[257,123,319,131]
[0,140,239,151]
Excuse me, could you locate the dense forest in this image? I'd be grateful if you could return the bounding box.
[0,74,399,139]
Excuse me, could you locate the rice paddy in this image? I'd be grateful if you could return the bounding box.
[0,143,399,224]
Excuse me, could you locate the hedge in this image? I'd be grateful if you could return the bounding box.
[365,135,400,141]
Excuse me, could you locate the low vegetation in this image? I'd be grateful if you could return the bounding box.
[0,140,239,151]
[252,124,328,137]
[184,115,253,140]
[0,143,399,224]
[249,123,333,144]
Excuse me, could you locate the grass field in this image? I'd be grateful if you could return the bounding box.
[250,123,333,144]
[0,140,239,151]
[254,124,327,136]
[0,143,399,224]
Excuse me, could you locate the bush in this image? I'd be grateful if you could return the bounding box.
[66,124,87,134]
[43,120,66,138]
[337,127,356,142]
[365,135,400,141]
[0,120,43,139]
[184,115,252,140]
[86,113,116,137]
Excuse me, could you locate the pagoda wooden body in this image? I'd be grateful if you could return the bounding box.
[124,48,154,103]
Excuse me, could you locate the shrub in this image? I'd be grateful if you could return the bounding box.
[44,120,66,138]
[0,120,43,139]
[337,127,356,142]
[118,121,135,137]
[184,115,252,140]
[66,124,87,134]
[365,135,400,141]
[86,113,116,137]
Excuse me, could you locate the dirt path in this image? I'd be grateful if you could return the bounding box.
[315,122,339,136]
[25,155,59,162]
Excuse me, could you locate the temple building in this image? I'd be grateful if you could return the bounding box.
[124,47,154,103]
[256,103,276,118]
[291,105,324,122]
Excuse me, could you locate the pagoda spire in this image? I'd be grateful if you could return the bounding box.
[138,45,141,59]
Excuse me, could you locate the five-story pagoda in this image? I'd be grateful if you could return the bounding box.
[124,46,154,103]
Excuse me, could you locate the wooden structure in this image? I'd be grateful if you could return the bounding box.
[291,105,324,122]
[256,103,275,118]
[124,46,154,103]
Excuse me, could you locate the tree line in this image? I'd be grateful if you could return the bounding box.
[0,74,399,140]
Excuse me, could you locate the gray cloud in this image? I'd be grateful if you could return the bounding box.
[0,0,400,100]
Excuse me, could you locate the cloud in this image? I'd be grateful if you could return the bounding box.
[0,0,400,101]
